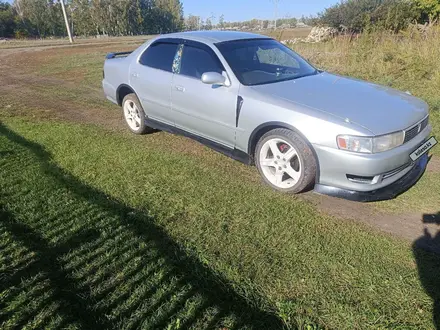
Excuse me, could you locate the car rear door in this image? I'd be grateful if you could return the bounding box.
[171,40,238,148]
[129,40,179,126]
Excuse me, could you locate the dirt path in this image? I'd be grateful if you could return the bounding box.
[0,36,149,51]
[427,156,440,173]
[303,194,439,240]
[1,44,437,242]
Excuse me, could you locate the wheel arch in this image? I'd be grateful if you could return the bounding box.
[116,84,136,106]
[248,121,321,183]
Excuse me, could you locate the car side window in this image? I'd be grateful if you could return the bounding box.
[139,42,178,72]
[180,45,223,79]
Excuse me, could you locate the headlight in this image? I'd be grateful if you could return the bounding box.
[337,135,373,153]
[373,131,404,153]
[337,131,404,154]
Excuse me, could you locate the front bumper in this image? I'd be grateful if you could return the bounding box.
[313,124,431,191]
[314,153,429,202]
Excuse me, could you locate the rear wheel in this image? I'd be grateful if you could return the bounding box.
[255,128,316,193]
[122,93,154,135]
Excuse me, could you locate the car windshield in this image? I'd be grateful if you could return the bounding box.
[215,38,317,86]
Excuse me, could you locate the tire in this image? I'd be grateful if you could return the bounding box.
[255,128,317,193]
[121,93,154,135]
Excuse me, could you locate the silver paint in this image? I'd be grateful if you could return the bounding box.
[103,31,431,193]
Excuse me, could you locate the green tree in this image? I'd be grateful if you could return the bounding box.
[153,0,183,33]
[218,14,224,29]
[319,0,420,32]
[70,0,94,36]
[204,17,212,30]
[300,15,319,26]
[8,0,183,38]
[0,1,16,37]
[185,14,199,31]
[46,0,65,36]
[372,0,420,32]
[18,0,50,36]
[415,0,440,21]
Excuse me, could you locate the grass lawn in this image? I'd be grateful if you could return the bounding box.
[0,35,152,49]
[1,29,440,329]
[1,117,439,329]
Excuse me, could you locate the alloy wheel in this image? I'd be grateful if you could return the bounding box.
[259,138,302,189]
[123,99,142,131]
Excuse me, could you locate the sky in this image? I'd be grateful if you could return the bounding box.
[182,0,339,22]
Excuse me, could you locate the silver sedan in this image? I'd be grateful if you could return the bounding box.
[102,31,437,201]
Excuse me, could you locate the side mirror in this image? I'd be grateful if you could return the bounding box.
[201,72,227,86]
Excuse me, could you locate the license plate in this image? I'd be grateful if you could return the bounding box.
[410,136,438,161]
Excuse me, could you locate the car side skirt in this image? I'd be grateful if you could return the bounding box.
[314,153,429,202]
[144,118,252,165]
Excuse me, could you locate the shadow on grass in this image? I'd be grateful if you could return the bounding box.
[413,212,440,330]
[0,209,103,329]
[0,122,284,329]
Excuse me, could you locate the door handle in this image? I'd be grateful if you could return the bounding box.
[131,73,139,78]
[175,85,185,92]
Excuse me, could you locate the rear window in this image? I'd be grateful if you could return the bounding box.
[139,42,178,72]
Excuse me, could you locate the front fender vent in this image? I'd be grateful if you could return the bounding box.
[346,174,374,184]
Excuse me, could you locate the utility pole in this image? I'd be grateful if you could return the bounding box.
[60,0,73,43]
[210,12,215,30]
[271,0,279,30]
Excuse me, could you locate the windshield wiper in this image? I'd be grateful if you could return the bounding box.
[292,70,319,80]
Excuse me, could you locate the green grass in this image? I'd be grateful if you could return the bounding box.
[375,171,440,213]
[261,28,313,41]
[2,29,440,328]
[36,45,141,88]
[1,117,439,329]
[0,35,152,49]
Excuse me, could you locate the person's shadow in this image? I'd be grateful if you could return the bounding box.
[413,212,440,329]
[0,122,284,329]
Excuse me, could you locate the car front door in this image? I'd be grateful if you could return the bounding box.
[129,40,179,125]
[171,40,238,148]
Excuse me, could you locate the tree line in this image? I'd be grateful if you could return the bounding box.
[0,0,183,38]
[2,0,440,39]
[183,15,317,31]
[319,0,440,32]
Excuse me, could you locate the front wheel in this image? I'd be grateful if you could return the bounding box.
[255,128,317,193]
[122,93,154,135]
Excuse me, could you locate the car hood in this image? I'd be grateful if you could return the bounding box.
[251,72,428,135]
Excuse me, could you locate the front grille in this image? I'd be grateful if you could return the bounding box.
[404,116,429,144]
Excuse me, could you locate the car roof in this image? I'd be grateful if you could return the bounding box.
[155,30,271,44]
